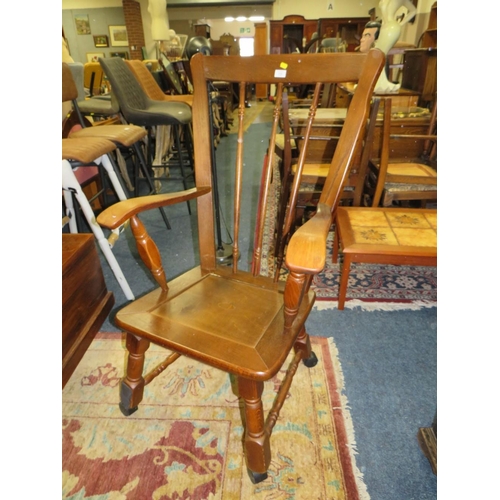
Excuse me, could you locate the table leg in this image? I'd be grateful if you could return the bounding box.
[338,255,352,310]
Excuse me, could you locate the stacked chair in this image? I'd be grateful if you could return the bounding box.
[62,62,171,229]
[94,50,384,483]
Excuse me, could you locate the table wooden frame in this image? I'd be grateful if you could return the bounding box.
[332,207,437,310]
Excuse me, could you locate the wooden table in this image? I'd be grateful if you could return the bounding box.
[332,207,437,310]
[62,234,114,388]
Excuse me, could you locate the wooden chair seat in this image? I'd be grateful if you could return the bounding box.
[369,160,437,185]
[112,267,314,379]
[96,50,385,483]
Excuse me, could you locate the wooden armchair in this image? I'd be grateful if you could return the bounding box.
[96,50,384,483]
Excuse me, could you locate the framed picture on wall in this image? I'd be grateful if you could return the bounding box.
[93,35,109,48]
[109,26,129,47]
[75,15,91,35]
[110,51,129,59]
[87,52,105,63]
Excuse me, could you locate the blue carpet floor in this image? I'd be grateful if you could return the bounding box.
[95,112,437,499]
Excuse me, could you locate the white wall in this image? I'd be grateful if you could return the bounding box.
[63,0,123,7]
[272,0,377,19]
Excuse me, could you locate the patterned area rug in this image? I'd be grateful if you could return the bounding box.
[259,157,437,312]
[63,333,368,500]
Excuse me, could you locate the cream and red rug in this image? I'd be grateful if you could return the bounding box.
[63,333,368,499]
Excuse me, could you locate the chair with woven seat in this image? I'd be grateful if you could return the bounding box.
[99,57,194,206]
[95,50,384,483]
[62,62,171,229]
[365,97,437,207]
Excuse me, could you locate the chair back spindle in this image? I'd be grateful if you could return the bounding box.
[251,83,284,276]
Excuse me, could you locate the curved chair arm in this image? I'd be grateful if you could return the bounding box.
[285,203,332,275]
[97,186,211,230]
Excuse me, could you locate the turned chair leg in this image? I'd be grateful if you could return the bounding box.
[238,377,271,484]
[119,333,150,416]
[294,325,318,368]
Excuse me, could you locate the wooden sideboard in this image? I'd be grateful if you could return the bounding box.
[401,48,437,107]
[288,105,432,164]
[62,233,114,388]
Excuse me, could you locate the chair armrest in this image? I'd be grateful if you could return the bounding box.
[97,186,211,230]
[285,202,332,275]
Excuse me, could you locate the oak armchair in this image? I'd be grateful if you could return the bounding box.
[96,50,384,483]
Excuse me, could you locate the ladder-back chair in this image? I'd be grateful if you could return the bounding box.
[366,97,437,207]
[96,50,384,483]
[274,95,381,278]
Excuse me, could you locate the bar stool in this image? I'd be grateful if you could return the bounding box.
[62,137,134,300]
[99,57,194,207]
[62,62,171,229]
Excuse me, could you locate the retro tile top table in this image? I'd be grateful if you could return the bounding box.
[332,207,437,310]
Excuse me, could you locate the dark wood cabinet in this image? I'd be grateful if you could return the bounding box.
[400,2,436,107]
[270,15,319,54]
[194,24,210,39]
[269,15,370,54]
[62,234,114,388]
[401,48,437,107]
[318,17,370,52]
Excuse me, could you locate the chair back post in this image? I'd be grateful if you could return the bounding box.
[318,50,385,212]
[352,97,381,206]
[422,99,437,161]
[283,82,322,238]
[371,98,392,207]
[251,83,284,276]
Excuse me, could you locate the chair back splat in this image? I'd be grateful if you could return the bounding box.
[189,51,384,274]
[96,50,384,484]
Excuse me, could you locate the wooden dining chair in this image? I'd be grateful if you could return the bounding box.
[274,94,381,279]
[365,97,437,207]
[96,50,384,483]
